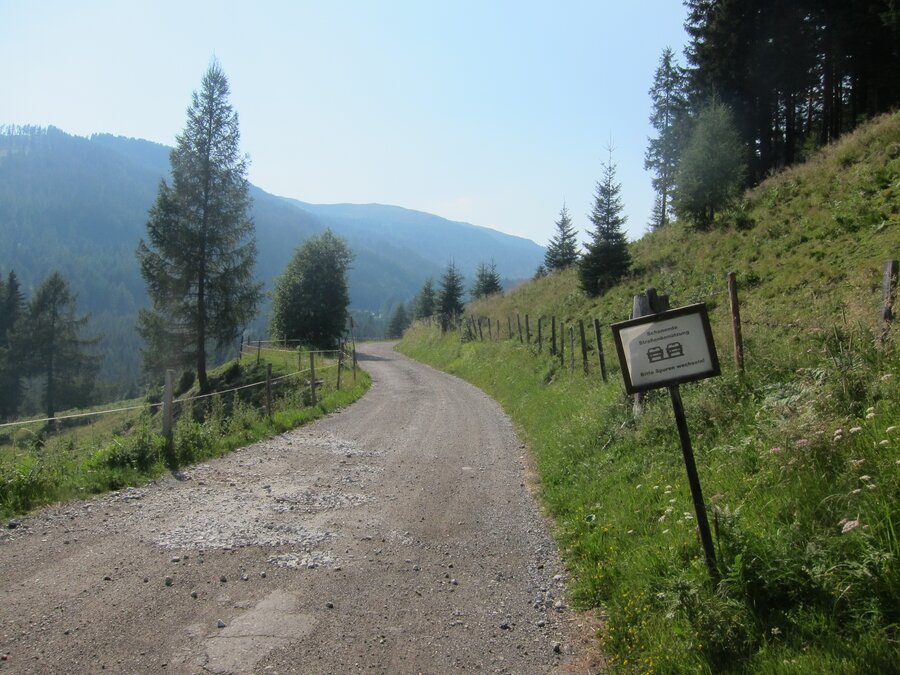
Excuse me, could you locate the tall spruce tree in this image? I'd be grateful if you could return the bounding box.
[14,272,100,419]
[385,303,411,339]
[470,261,503,299]
[544,203,580,271]
[0,271,25,419]
[578,148,631,297]
[269,230,353,349]
[137,60,261,393]
[438,261,465,320]
[645,47,688,229]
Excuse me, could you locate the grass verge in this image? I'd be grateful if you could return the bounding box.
[1,349,370,519]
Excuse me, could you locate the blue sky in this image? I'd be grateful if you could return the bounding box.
[1,1,689,246]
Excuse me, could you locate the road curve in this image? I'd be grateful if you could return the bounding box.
[0,342,594,673]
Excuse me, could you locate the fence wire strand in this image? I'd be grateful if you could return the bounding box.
[0,350,348,431]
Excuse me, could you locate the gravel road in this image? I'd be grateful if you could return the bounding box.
[0,342,599,674]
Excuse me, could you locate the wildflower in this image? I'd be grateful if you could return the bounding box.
[866,484,877,490]
[880,440,889,446]
[849,458,865,467]
[850,427,863,434]
[635,484,642,489]
[881,373,893,381]
[833,435,843,443]
[662,529,670,534]
[866,407,875,414]
[860,475,871,481]
[658,515,666,522]
[886,426,896,433]
[866,412,876,420]
[795,438,810,447]
[834,429,843,436]
[851,488,862,494]
[627,529,635,534]
[841,519,861,534]
[770,446,783,454]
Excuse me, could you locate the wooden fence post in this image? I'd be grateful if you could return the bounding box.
[593,318,608,383]
[256,340,262,366]
[496,319,500,341]
[516,314,524,343]
[238,335,243,361]
[487,318,493,340]
[727,271,745,372]
[337,348,343,390]
[632,289,671,416]
[579,320,589,375]
[352,345,358,381]
[559,321,565,364]
[525,314,531,345]
[551,317,557,356]
[569,327,575,372]
[477,317,484,341]
[162,369,174,456]
[309,352,317,406]
[507,317,512,340]
[265,363,273,420]
[537,317,542,352]
[881,259,899,345]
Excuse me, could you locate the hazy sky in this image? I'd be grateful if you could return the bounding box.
[1,1,689,245]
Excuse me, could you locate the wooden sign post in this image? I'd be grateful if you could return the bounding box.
[612,303,721,581]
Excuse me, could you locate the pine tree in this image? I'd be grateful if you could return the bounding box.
[438,261,465,320]
[470,261,503,299]
[645,47,688,229]
[13,272,100,419]
[269,230,353,349]
[578,148,631,298]
[136,60,261,392]
[544,204,579,271]
[0,271,25,419]
[674,100,746,229]
[385,303,411,339]
[413,278,436,319]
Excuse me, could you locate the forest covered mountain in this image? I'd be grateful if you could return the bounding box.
[0,126,544,394]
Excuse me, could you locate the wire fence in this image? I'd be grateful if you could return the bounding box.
[0,344,353,433]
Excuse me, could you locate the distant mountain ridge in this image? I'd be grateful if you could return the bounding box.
[0,125,545,392]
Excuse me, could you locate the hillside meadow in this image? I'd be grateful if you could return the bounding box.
[398,113,900,672]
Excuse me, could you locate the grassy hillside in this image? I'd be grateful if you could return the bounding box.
[399,112,900,672]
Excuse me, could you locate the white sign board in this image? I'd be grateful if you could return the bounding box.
[611,303,720,394]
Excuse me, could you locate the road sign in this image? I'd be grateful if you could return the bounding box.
[611,303,720,394]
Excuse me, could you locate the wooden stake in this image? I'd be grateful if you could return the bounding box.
[265,363,273,420]
[516,314,524,343]
[881,259,899,345]
[728,271,745,371]
[550,317,557,355]
[162,369,174,456]
[309,352,317,406]
[593,318,608,383]
[525,314,531,345]
[569,327,575,373]
[579,320,589,375]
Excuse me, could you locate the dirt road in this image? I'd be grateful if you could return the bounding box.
[0,342,597,674]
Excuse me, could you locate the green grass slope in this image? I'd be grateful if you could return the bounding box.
[399,112,900,673]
